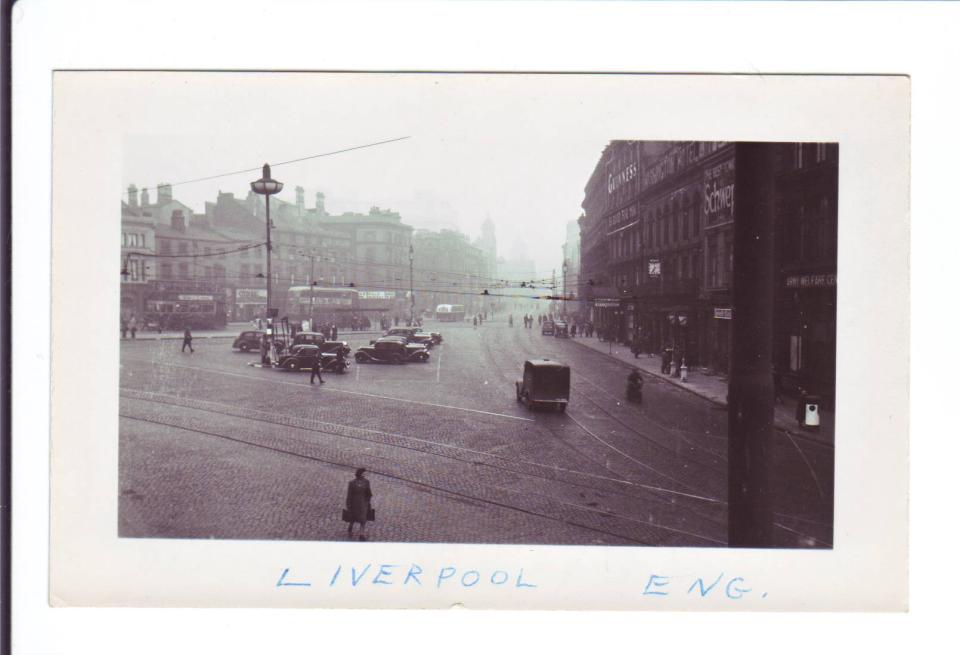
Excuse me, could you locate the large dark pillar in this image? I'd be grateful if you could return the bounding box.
[728,142,777,547]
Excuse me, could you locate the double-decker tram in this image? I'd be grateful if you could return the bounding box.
[435,303,466,322]
[286,286,360,325]
[144,290,227,329]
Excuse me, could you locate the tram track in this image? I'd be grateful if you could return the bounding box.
[474,330,731,529]
[121,403,725,546]
[498,325,834,547]
[504,328,728,488]
[119,328,829,547]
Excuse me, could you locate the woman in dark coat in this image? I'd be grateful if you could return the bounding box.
[345,468,373,540]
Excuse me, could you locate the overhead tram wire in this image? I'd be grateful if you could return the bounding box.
[122,136,411,199]
[126,243,563,291]
[123,242,266,259]
[142,273,566,301]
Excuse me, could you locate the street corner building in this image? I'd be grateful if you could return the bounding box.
[577,141,838,405]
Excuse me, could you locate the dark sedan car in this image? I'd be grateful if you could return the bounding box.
[291,331,351,355]
[355,337,430,364]
[232,330,264,352]
[277,344,349,373]
[380,327,436,347]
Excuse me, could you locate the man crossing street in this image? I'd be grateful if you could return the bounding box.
[310,353,325,385]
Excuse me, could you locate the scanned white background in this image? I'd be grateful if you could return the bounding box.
[12,0,955,653]
[49,71,908,611]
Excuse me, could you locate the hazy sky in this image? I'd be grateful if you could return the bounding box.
[121,73,635,276]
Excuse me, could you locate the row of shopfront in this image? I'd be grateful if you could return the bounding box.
[586,290,733,374]
[584,271,836,400]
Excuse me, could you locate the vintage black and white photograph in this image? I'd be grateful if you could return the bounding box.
[114,74,837,549]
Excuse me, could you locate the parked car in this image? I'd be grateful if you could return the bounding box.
[233,330,266,352]
[381,327,436,347]
[277,344,350,373]
[416,329,443,344]
[553,321,569,338]
[516,358,570,412]
[290,331,325,346]
[355,337,430,364]
[291,331,351,355]
[541,321,555,336]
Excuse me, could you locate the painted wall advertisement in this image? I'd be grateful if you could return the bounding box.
[703,159,735,226]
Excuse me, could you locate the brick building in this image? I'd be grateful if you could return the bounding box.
[578,141,837,398]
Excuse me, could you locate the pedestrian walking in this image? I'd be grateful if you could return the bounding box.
[310,353,325,385]
[795,387,807,427]
[181,327,194,353]
[473,315,478,328]
[128,316,138,339]
[121,317,128,339]
[344,467,373,540]
[331,324,338,340]
[660,346,672,374]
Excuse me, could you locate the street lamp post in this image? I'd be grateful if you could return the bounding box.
[250,163,283,321]
[408,244,415,325]
[298,249,318,330]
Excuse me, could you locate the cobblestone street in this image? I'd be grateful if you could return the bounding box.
[119,320,834,547]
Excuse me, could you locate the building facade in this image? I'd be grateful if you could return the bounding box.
[560,218,582,316]
[579,141,838,398]
[122,183,416,326]
[413,228,490,317]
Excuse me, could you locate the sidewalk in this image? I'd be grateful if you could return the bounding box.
[568,335,834,447]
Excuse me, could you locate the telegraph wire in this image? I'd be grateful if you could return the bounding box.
[125,136,411,196]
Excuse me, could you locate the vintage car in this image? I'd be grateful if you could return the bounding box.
[233,330,289,353]
[379,327,436,347]
[233,330,265,352]
[541,320,555,336]
[277,344,349,373]
[355,337,430,364]
[515,358,570,412]
[291,331,351,355]
[415,329,443,344]
[553,321,569,338]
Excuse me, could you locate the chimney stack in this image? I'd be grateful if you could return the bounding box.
[315,192,326,216]
[127,184,139,207]
[296,186,305,216]
[140,187,150,206]
[157,183,173,205]
[171,209,186,232]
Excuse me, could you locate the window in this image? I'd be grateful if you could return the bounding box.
[159,240,171,254]
[160,263,173,278]
[707,235,720,287]
[724,234,734,282]
[178,241,188,254]
[790,335,803,372]
[178,262,189,278]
